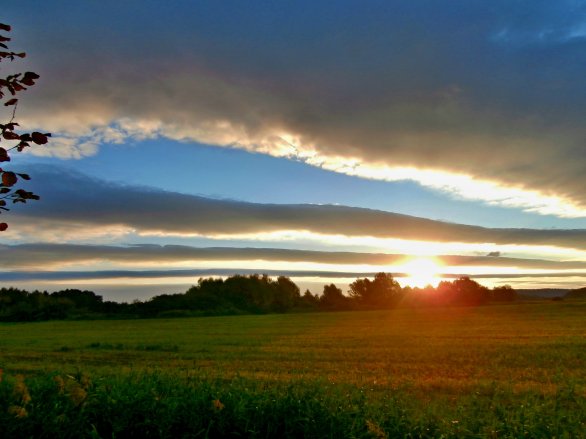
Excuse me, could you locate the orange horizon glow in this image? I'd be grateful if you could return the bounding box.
[396,257,443,288]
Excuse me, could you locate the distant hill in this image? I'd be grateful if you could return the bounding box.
[516,289,569,299]
[565,287,586,300]
[516,287,586,300]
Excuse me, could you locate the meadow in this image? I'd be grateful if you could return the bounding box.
[1,301,585,437]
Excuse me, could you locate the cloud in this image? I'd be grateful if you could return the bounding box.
[3,242,586,272]
[6,167,586,251]
[2,266,586,283]
[5,1,586,216]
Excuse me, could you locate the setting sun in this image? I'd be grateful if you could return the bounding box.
[400,257,442,288]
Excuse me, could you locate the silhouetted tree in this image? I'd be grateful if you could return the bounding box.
[300,289,320,308]
[437,276,489,306]
[224,274,274,312]
[348,278,370,305]
[0,23,50,231]
[30,291,73,320]
[186,278,228,310]
[181,274,304,314]
[491,285,517,302]
[51,289,103,312]
[348,273,402,308]
[273,275,301,311]
[320,283,349,310]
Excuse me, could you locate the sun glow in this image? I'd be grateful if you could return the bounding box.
[399,257,442,288]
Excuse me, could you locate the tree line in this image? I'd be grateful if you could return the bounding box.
[0,273,517,322]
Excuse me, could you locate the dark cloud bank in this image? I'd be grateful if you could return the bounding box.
[8,167,586,251]
[7,0,586,212]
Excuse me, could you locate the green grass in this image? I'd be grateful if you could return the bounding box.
[1,301,585,437]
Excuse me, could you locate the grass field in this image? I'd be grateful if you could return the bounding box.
[1,301,585,437]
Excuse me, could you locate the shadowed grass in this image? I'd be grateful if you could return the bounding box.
[0,372,584,438]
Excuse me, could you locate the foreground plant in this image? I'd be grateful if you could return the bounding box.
[0,22,50,231]
[0,370,584,438]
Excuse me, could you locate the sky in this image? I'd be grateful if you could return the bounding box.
[3,1,586,301]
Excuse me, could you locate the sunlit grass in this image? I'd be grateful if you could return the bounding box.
[1,301,585,437]
[1,303,585,389]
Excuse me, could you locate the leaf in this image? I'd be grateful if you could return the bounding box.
[16,173,30,180]
[2,131,20,141]
[0,24,11,32]
[14,189,40,201]
[2,131,20,140]
[4,98,17,106]
[20,72,39,86]
[17,142,30,152]
[0,147,9,162]
[0,223,7,232]
[31,132,48,144]
[1,171,17,187]
[23,72,39,80]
